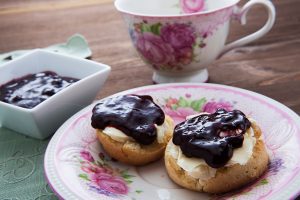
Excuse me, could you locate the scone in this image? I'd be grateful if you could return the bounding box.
[91,94,174,165]
[164,108,269,194]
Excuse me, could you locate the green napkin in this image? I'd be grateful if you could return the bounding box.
[0,127,58,199]
[0,34,92,65]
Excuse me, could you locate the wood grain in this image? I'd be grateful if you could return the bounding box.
[0,0,299,115]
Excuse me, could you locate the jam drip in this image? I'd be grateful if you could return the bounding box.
[0,71,78,109]
[91,95,165,145]
[173,109,251,168]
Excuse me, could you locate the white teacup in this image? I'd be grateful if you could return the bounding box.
[115,0,276,83]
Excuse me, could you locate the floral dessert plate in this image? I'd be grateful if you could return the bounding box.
[44,83,300,200]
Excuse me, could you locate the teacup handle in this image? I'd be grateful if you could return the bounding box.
[219,0,276,56]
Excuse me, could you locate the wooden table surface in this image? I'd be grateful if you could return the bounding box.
[0,0,299,115]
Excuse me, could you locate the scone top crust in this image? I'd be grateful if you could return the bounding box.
[91,94,165,145]
[173,108,251,168]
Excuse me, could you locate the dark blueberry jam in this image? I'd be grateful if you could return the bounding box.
[0,71,79,109]
[91,95,165,145]
[173,109,251,168]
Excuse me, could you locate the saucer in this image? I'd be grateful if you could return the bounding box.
[44,83,300,200]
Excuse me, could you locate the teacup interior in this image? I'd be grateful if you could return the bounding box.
[115,0,239,16]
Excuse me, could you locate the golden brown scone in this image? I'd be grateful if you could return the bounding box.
[97,115,174,166]
[164,120,269,194]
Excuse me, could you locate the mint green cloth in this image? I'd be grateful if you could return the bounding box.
[0,34,92,65]
[0,127,58,199]
[0,34,92,199]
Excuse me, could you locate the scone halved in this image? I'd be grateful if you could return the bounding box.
[98,115,174,165]
[165,119,269,194]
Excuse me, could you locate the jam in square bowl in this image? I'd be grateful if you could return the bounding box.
[0,49,111,139]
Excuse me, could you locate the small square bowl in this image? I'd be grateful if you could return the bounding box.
[0,49,111,139]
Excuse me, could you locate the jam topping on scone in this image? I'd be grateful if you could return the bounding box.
[173,108,251,168]
[91,94,165,145]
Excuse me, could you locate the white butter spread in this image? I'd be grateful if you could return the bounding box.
[102,119,169,144]
[102,127,134,142]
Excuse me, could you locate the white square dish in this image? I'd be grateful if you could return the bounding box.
[0,49,111,139]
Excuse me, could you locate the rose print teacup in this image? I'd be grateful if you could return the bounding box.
[115,0,275,83]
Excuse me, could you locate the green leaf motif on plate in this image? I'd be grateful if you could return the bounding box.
[78,173,90,181]
[259,178,268,185]
[135,190,143,194]
[190,98,207,112]
[178,97,189,107]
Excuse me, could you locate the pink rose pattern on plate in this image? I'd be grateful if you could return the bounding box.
[202,100,234,114]
[180,0,205,14]
[78,150,140,198]
[131,22,206,70]
[163,94,234,124]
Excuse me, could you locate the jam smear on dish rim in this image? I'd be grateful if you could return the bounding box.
[0,71,79,109]
[173,108,251,168]
[91,95,165,145]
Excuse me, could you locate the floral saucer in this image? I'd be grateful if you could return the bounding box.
[44,83,300,200]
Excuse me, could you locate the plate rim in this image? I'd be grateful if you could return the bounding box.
[44,82,300,200]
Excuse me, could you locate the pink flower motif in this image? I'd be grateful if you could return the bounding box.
[164,107,198,124]
[160,24,196,65]
[174,47,193,64]
[81,162,111,174]
[180,0,205,14]
[185,93,192,98]
[136,32,175,66]
[202,101,233,113]
[160,23,196,49]
[91,173,128,195]
[80,150,94,162]
[166,97,178,108]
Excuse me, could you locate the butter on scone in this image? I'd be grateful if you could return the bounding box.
[164,108,269,194]
[91,94,174,165]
